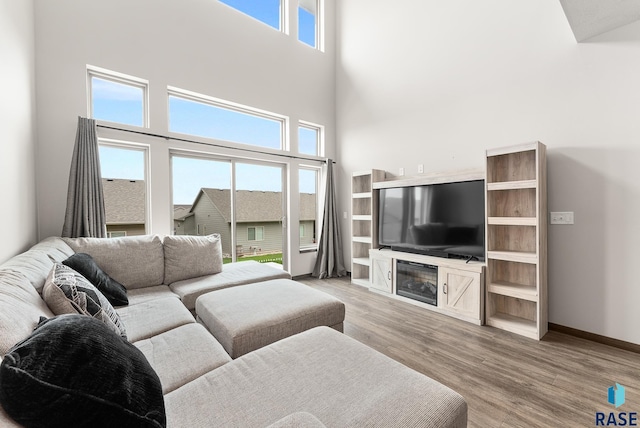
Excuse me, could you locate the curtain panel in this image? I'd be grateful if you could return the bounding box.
[61,117,106,238]
[312,160,346,279]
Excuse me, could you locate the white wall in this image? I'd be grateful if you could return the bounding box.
[34,0,335,276]
[336,1,640,344]
[0,0,38,263]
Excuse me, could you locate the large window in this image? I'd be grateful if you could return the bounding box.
[298,122,322,156]
[99,143,148,237]
[169,90,285,150]
[298,0,319,49]
[219,0,283,31]
[299,167,319,250]
[88,66,148,127]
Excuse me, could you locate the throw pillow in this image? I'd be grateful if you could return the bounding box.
[43,263,127,338]
[163,234,223,284]
[62,253,128,306]
[0,314,165,428]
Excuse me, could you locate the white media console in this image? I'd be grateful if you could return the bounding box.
[352,142,547,338]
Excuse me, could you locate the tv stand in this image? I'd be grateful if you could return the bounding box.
[369,249,485,325]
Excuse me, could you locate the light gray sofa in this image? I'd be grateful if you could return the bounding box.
[0,235,467,427]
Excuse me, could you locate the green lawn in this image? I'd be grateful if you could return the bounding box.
[223,253,283,264]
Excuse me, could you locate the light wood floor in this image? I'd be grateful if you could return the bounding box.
[297,276,640,428]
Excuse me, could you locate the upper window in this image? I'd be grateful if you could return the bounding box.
[219,0,283,31]
[88,66,148,127]
[298,0,319,48]
[298,122,322,156]
[169,89,285,150]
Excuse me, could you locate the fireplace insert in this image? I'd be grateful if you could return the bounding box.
[396,260,438,306]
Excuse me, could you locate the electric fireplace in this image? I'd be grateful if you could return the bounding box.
[396,260,438,306]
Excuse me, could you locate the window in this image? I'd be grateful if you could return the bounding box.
[169,90,285,150]
[88,66,148,127]
[248,226,264,241]
[298,122,322,156]
[99,143,148,237]
[219,0,283,31]
[298,0,320,48]
[299,167,318,250]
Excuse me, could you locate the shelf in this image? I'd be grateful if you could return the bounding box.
[487,180,537,191]
[352,192,372,199]
[488,281,537,302]
[352,215,372,221]
[487,250,537,264]
[352,236,372,244]
[352,257,370,266]
[488,217,536,226]
[486,313,538,340]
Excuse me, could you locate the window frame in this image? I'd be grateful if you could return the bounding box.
[298,165,321,252]
[298,0,323,50]
[298,121,324,157]
[87,65,150,128]
[219,0,288,34]
[98,139,151,236]
[168,87,288,152]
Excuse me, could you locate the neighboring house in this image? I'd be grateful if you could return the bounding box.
[102,178,146,237]
[173,205,193,235]
[174,188,316,256]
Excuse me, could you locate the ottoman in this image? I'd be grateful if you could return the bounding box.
[195,279,345,358]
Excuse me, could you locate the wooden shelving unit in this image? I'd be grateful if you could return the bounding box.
[350,169,385,287]
[485,142,547,340]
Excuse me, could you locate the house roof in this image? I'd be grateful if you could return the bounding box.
[102,178,145,224]
[173,204,193,221]
[194,188,317,223]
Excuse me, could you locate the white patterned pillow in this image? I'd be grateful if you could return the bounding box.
[43,264,127,338]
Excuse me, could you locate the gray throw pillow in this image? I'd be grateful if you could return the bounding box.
[163,234,223,284]
[43,264,127,339]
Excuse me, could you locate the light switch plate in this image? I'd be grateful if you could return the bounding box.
[550,212,574,225]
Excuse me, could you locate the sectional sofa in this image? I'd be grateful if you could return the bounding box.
[0,235,467,427]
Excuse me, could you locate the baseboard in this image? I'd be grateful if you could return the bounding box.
[549,323,640,354]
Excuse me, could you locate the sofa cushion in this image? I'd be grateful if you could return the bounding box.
[116,297,195,343]
[163,234,223,285]
[43,264,127,338]
[165,327,467,428]
[127,285,179,306]
[134,323,231,394]
[266,412,327,428]
[170,260,291,310]
[0,237,75,293]
[0,270,54,355]
[63,235,164,289]
[62,253,128,306]
[0,315,166,428]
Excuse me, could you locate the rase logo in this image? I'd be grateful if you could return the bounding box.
[596,383,637,426]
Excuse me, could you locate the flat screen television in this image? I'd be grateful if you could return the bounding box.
[378,180,485,261]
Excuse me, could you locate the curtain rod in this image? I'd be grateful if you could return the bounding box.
[96,123,334,164]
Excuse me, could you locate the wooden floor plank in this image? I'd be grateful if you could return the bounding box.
[298,277,640,427]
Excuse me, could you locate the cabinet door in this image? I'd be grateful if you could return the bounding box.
[439,267,482,321]
[370,255,392,293]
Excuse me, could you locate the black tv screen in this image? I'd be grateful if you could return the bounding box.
[378,180,485,261]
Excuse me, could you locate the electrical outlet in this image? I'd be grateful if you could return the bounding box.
[418,164,424,173]
[550,212,574,225]
[399,167,405,176]
[343,211,347,219]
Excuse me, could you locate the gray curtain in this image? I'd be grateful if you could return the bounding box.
[61,117,106,238]
[312,160,347,278]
